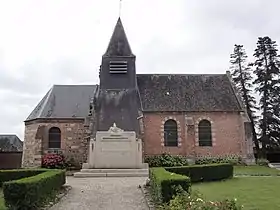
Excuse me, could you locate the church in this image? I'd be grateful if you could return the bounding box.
[22,18,254,168]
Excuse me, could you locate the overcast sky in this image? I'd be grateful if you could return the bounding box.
[0,0,279,140]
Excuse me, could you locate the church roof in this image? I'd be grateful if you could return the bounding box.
[104,18,134,57]
[26,85,97,121]
[137,74,243,112]
[0,135,23,152]
[26,73,242,122]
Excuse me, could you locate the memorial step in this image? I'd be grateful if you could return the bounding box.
[80,168,149,173]
[74,168,149,178]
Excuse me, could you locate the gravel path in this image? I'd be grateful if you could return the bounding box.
[50,176,149,210]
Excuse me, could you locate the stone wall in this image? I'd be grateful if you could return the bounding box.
[22,119,89,168]
[143,111,248,159]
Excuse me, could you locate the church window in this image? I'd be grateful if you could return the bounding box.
[48,127,61,149]
[164,119,178,147]
[109,61,128,73]
[198,120,212,146]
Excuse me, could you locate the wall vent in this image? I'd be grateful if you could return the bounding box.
[109,61,128,73]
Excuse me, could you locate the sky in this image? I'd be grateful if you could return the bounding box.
[0,0,279,140]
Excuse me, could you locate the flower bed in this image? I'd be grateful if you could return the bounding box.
[159,191,243,210]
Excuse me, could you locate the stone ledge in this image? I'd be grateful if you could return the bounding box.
[80,168,149,173]
[74,171,148,178]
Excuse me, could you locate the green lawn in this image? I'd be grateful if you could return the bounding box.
[0,189,6,210]
[192,177,280,210]
[234,166,280,176]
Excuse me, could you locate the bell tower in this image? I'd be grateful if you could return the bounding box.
[95,17,141,134]
[100,18,137,90]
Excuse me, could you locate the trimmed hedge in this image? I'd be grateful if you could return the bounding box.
[0,169,47,187]
[145,154,189,167]
[3,169,66,210]
[150,167,191,203]
[165,163,233,183]
[195,156,246,166]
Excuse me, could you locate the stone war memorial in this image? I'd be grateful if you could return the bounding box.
[22,17,255,177]
[74,123,148,177]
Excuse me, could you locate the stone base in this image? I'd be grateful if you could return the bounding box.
[74,168,149,178]
[82,163,91,169]
[82,162,148,169]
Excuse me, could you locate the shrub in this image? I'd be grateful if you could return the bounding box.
[42,153,66,169]
[150,167,191,203]
[159,190,243,210]
[3,169,66,210]
[145,154,189,167]
[195,155,246,166]
[256,158,269,166]
[65,157,82,170]
[165,163,233,183]
[0,169,46,187]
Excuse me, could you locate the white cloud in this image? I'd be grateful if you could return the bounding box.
[0,0,279,140]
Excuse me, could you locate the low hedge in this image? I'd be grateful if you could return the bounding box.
[195,156,246,166]
[145,154,189,167]
[150,167,191,203]
[165,163,233,183]
[0,169,47,187]
[3,169,66,210]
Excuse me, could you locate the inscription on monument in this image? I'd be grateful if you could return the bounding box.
[86,123,143,169]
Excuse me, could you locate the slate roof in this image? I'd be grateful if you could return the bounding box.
[104,18,134,57]
[0,135,23,152]
[26,85,97,121]
[136,74,243,112]
[26,73,242,121]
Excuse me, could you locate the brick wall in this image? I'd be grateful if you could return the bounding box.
[22,119,89,168]
[22,111,251,168]
[143,112,247,159]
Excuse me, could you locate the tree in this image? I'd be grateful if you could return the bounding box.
[229,44,259,153]
[253,36,280,155]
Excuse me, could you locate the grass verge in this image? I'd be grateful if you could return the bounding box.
[234,166,280,176]
[192,177,280,210]
[0,189,6,210]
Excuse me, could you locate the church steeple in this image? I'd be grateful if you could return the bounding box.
[104,18,134,57]
[100,17,137,90]
[96,16,141,135]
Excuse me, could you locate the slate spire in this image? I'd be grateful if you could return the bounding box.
[104,18,134,57]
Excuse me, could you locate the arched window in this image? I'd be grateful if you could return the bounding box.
[164,119,178,147]
[198,120,212,146]
[48,127,61,149]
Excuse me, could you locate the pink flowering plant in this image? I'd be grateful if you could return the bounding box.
[41,153,66,169]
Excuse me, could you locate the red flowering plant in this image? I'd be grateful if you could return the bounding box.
[41,153,66,169]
